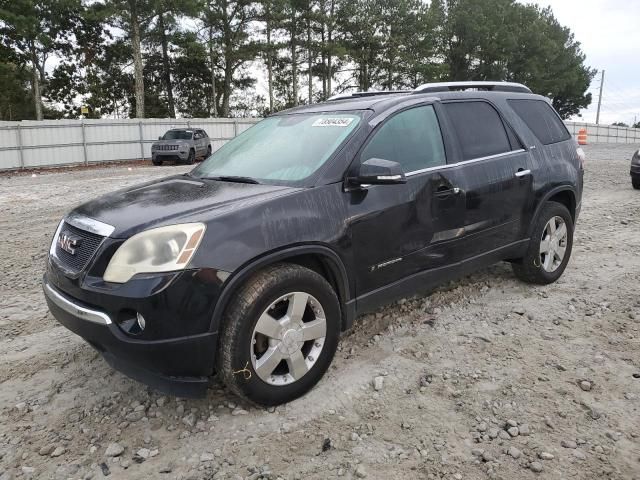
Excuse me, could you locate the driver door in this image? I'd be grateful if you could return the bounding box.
[347,104,467,298]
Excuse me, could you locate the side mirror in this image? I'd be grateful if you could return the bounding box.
[158,136,163,140]
[352,158,406,185]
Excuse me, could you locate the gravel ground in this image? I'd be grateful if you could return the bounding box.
[0,145,639,480]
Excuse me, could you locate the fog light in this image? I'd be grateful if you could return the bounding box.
[136,312,146,331]
[117,309,146,335]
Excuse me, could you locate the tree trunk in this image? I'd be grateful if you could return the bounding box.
[209,25,217,117]
[130,2,145,118]
[327,33,332,97]
[307,10,312,104]
[291,13,298,106]
[158,13,175,118]
[320,25,326,98]
[30,47,43,120]
[222,41,233,118]
[266,17,274,113]
[327,0,334,97]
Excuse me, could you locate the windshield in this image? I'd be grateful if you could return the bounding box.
[162,130,193,140]
[192,113,361,183]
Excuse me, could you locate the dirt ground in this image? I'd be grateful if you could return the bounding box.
[0,144,639,480]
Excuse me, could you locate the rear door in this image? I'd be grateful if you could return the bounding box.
[441,100,533,258]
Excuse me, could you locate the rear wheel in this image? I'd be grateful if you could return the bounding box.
[632,177,640,190]
[217,264,340,406]
[512,201,574,284]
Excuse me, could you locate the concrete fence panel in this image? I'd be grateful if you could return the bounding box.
[0,117,260,171]
[1,117,638,171]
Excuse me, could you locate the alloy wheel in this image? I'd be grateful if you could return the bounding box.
[250,292,327,386]
[539,215,568,272]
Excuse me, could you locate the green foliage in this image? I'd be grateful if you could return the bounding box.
[0,0,595,119]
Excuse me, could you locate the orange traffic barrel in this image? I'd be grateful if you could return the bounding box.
[577,128,587,145]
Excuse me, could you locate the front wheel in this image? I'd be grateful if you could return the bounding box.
[185,149,195,165]
[206,145,212,158]
[217,264,340,406]
[512,201,574,284]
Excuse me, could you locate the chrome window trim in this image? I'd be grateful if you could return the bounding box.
[43,281,112,325]
[405,149,526,177]
[65,212,115,237]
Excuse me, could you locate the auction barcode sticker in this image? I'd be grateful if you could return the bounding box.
[312,117,354,127]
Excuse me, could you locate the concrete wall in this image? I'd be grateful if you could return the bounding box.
[0,118,259,171]
[1,117,638,171]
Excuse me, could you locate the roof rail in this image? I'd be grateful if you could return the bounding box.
[327,90,411,101]
[413,81,531,94]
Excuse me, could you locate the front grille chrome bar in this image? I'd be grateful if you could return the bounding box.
[65,212,115,237]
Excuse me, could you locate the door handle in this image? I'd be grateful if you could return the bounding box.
[435,186,462,197]
[515,169,531,178]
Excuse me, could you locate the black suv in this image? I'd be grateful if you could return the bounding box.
[43,82,583,405]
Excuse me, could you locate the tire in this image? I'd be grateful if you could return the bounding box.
[512,201,574,285]
[633,177,640,190]
[185,149,195,165]
[217,263,341,406]
[152,158,162,166]
[206,145,212,158]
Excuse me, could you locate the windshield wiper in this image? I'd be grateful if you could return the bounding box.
[202,175,261,184]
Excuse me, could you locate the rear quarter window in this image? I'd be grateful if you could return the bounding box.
[508,99,571,145]
[442,101,514,161]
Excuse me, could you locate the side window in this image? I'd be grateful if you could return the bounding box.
[443,101,512,160]
[508,99,571,145]
[201,130,209,138]
[360,105,446,173]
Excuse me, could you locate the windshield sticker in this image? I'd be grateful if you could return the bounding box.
[312,117,354,127]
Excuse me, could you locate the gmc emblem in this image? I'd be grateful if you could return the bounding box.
[58,232,82,255]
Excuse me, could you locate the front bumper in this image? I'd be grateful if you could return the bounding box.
[43,276,218,397]
[152,150,189,161]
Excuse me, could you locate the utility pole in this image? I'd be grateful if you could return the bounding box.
[595,69,605,125]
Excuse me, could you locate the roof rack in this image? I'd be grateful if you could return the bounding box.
[413,81,531,94]
[327,90,411,101]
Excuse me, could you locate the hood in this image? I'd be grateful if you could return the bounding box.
[71,175,298,238]
[153,139,190,146]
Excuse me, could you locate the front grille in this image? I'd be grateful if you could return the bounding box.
[53,222,105,275]
[158,145,178,151]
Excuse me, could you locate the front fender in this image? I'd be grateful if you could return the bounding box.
[209,244,354,334]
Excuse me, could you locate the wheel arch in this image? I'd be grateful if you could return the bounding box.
[527,186,577,238]
[210,245,353,334]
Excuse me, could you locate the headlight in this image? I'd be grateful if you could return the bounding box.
[103,223,206,283]
[151,144,158,151]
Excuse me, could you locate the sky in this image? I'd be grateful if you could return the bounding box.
[527,0,640,125]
